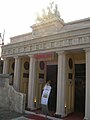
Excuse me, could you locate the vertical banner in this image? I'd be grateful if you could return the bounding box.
[41,85,51,115]
[41,85,51,105]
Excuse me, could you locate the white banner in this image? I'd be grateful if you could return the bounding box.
[41,85,51,105]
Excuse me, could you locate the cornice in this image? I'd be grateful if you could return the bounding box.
[3,27,90,49]
[2,27,90,58]
[2,35,90,58]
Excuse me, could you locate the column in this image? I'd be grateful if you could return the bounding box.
[3,57,9,74]
[28,55,36,109]
[84,49,90,119]
[13,56,21,91]
[56,51,66,117]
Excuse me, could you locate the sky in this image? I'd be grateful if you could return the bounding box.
[0,0,90,45]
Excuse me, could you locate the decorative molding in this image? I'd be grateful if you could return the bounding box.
[84,48,90,52]
[2,35,90,58]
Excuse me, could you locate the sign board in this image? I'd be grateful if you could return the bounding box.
[41,85,51,116]
[34,53,55,61]
[41,85,51,105]
[39,73,44,83]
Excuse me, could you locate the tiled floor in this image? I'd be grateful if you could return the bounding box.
[29,109,84,120]
[63,112,84,120]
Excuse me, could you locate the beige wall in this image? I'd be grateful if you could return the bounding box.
[65,52,85,115]
[20,57,29,94]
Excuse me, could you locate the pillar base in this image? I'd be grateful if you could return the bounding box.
[55,112,66,118]
[84,116,89,120]
[27,105,36,110]
[54,114,61,118]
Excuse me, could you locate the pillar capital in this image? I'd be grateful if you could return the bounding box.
[56,51,65,55]
[14,56,20,59]
[84,48,90,52]
[28,54,34,58]
[3,57,8,61]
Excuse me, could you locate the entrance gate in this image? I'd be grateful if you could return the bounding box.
[46,65,57,111]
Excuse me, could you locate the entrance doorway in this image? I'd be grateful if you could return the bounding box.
[74,64,85,114]
[46,65,57,111]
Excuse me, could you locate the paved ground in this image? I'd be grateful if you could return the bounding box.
[0,107,84,120]
[0,107,27,120]
[12,116,31,120]
[0,107,62,120]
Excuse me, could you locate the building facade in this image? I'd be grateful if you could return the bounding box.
[1,17,90,119]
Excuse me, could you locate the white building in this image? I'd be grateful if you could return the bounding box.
[1,17,90,119]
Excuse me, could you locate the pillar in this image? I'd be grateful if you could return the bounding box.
[3,57,9,74]
[28,55,36,109]
[56,51,66,117]
[13,56,21,91]
[84,48,90,119]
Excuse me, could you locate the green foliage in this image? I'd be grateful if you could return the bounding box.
[36,1,60,23]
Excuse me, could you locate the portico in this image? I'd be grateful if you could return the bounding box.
[2,17,90,119]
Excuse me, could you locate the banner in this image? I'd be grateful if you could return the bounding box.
[41,85,51,105]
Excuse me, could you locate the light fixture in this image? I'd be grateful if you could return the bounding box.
[34,97,37,108]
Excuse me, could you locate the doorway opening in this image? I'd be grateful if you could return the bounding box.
[46,65,58,111]
[74,64,85,115]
